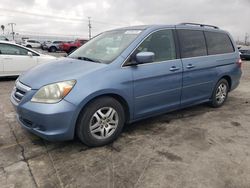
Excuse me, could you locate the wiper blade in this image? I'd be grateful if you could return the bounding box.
[77,56,101,63]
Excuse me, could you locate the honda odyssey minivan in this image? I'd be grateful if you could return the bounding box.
[11,23,242,146]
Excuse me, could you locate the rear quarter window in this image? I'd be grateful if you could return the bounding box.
[204,31,234,55]
[177,29,207,58]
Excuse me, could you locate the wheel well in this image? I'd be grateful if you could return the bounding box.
[106,94,130,123]
[77,94,130,125]
[221,76,232,91]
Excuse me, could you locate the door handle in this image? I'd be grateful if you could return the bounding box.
[186,64,195,69]
[169,66,180,72]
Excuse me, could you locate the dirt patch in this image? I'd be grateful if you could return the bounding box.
[231,121,241,127]
[182,128,207,141]
[157,151,183,162]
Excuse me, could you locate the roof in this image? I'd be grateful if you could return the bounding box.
[111,23,222,32]
[113,25,174,31]
[0,40,16,44]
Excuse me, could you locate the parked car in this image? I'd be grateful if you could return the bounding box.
[0,35,9,41]
[41,41,51,50]
[41,41,65,52]
[22,39,41,48]
[59,39,88,54]
[48,41,66,52]
[239,49,250,60]
[0,41,56,77]
[11,23,242,147]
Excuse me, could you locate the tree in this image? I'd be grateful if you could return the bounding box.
[1,25,5,34]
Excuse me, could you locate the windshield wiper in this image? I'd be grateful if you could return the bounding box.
[76,56,102,63]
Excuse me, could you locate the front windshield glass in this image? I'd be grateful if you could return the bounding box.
[68,30,142,64]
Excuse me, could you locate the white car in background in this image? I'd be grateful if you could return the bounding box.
[22,39,41,48]
[0,36,9,41]
[0,41,56,77]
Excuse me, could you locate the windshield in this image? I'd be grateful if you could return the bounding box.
[68,30,142,64]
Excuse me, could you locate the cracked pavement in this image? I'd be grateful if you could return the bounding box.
[0,61,250,188]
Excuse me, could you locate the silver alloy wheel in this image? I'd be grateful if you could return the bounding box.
[89,107,119,139]
[216,83,227,104]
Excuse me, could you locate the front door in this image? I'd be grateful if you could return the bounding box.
[128,29,183,119]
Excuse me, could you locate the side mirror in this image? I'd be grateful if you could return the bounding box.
[27,52,33,57]
[135,52,155,64]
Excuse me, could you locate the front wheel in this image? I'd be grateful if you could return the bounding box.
[209,79,229,108]
[76,97,125,147]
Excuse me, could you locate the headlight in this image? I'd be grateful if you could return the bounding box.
[31,80,76,103]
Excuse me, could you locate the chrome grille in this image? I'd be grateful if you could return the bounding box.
[12,80,31,103]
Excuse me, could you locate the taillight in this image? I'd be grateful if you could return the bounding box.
[237,59,242,69]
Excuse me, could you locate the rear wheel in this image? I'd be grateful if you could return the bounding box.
[77,97,125,147]
[49,46,57,52]
[209,79,229,108]
[26,45,32,48]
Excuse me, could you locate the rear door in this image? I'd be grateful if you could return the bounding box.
[177,29,217,106]
[0,43,38,75]
[127,29,183,119]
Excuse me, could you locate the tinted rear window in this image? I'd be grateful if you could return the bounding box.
[205,31,234,55]
[177,30,207,58]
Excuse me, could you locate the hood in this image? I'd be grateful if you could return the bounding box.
[19,57,107,89]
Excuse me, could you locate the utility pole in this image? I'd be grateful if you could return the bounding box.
[88,17,92,40]
[245,33,249,46]
[8,23,16,40]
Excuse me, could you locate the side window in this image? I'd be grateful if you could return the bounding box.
[134,30,176,62]
[178,29,207,58]
[205,31,234,55]
[0,43,29,55]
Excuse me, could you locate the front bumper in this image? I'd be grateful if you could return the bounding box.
[10,87,77,141]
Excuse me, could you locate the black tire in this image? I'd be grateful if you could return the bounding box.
[209,78,229,108]
[49,46,57,52]
[76,97,125,147]
[26,45,32,48]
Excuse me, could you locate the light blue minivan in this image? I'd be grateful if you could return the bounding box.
[11,23,242,146]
